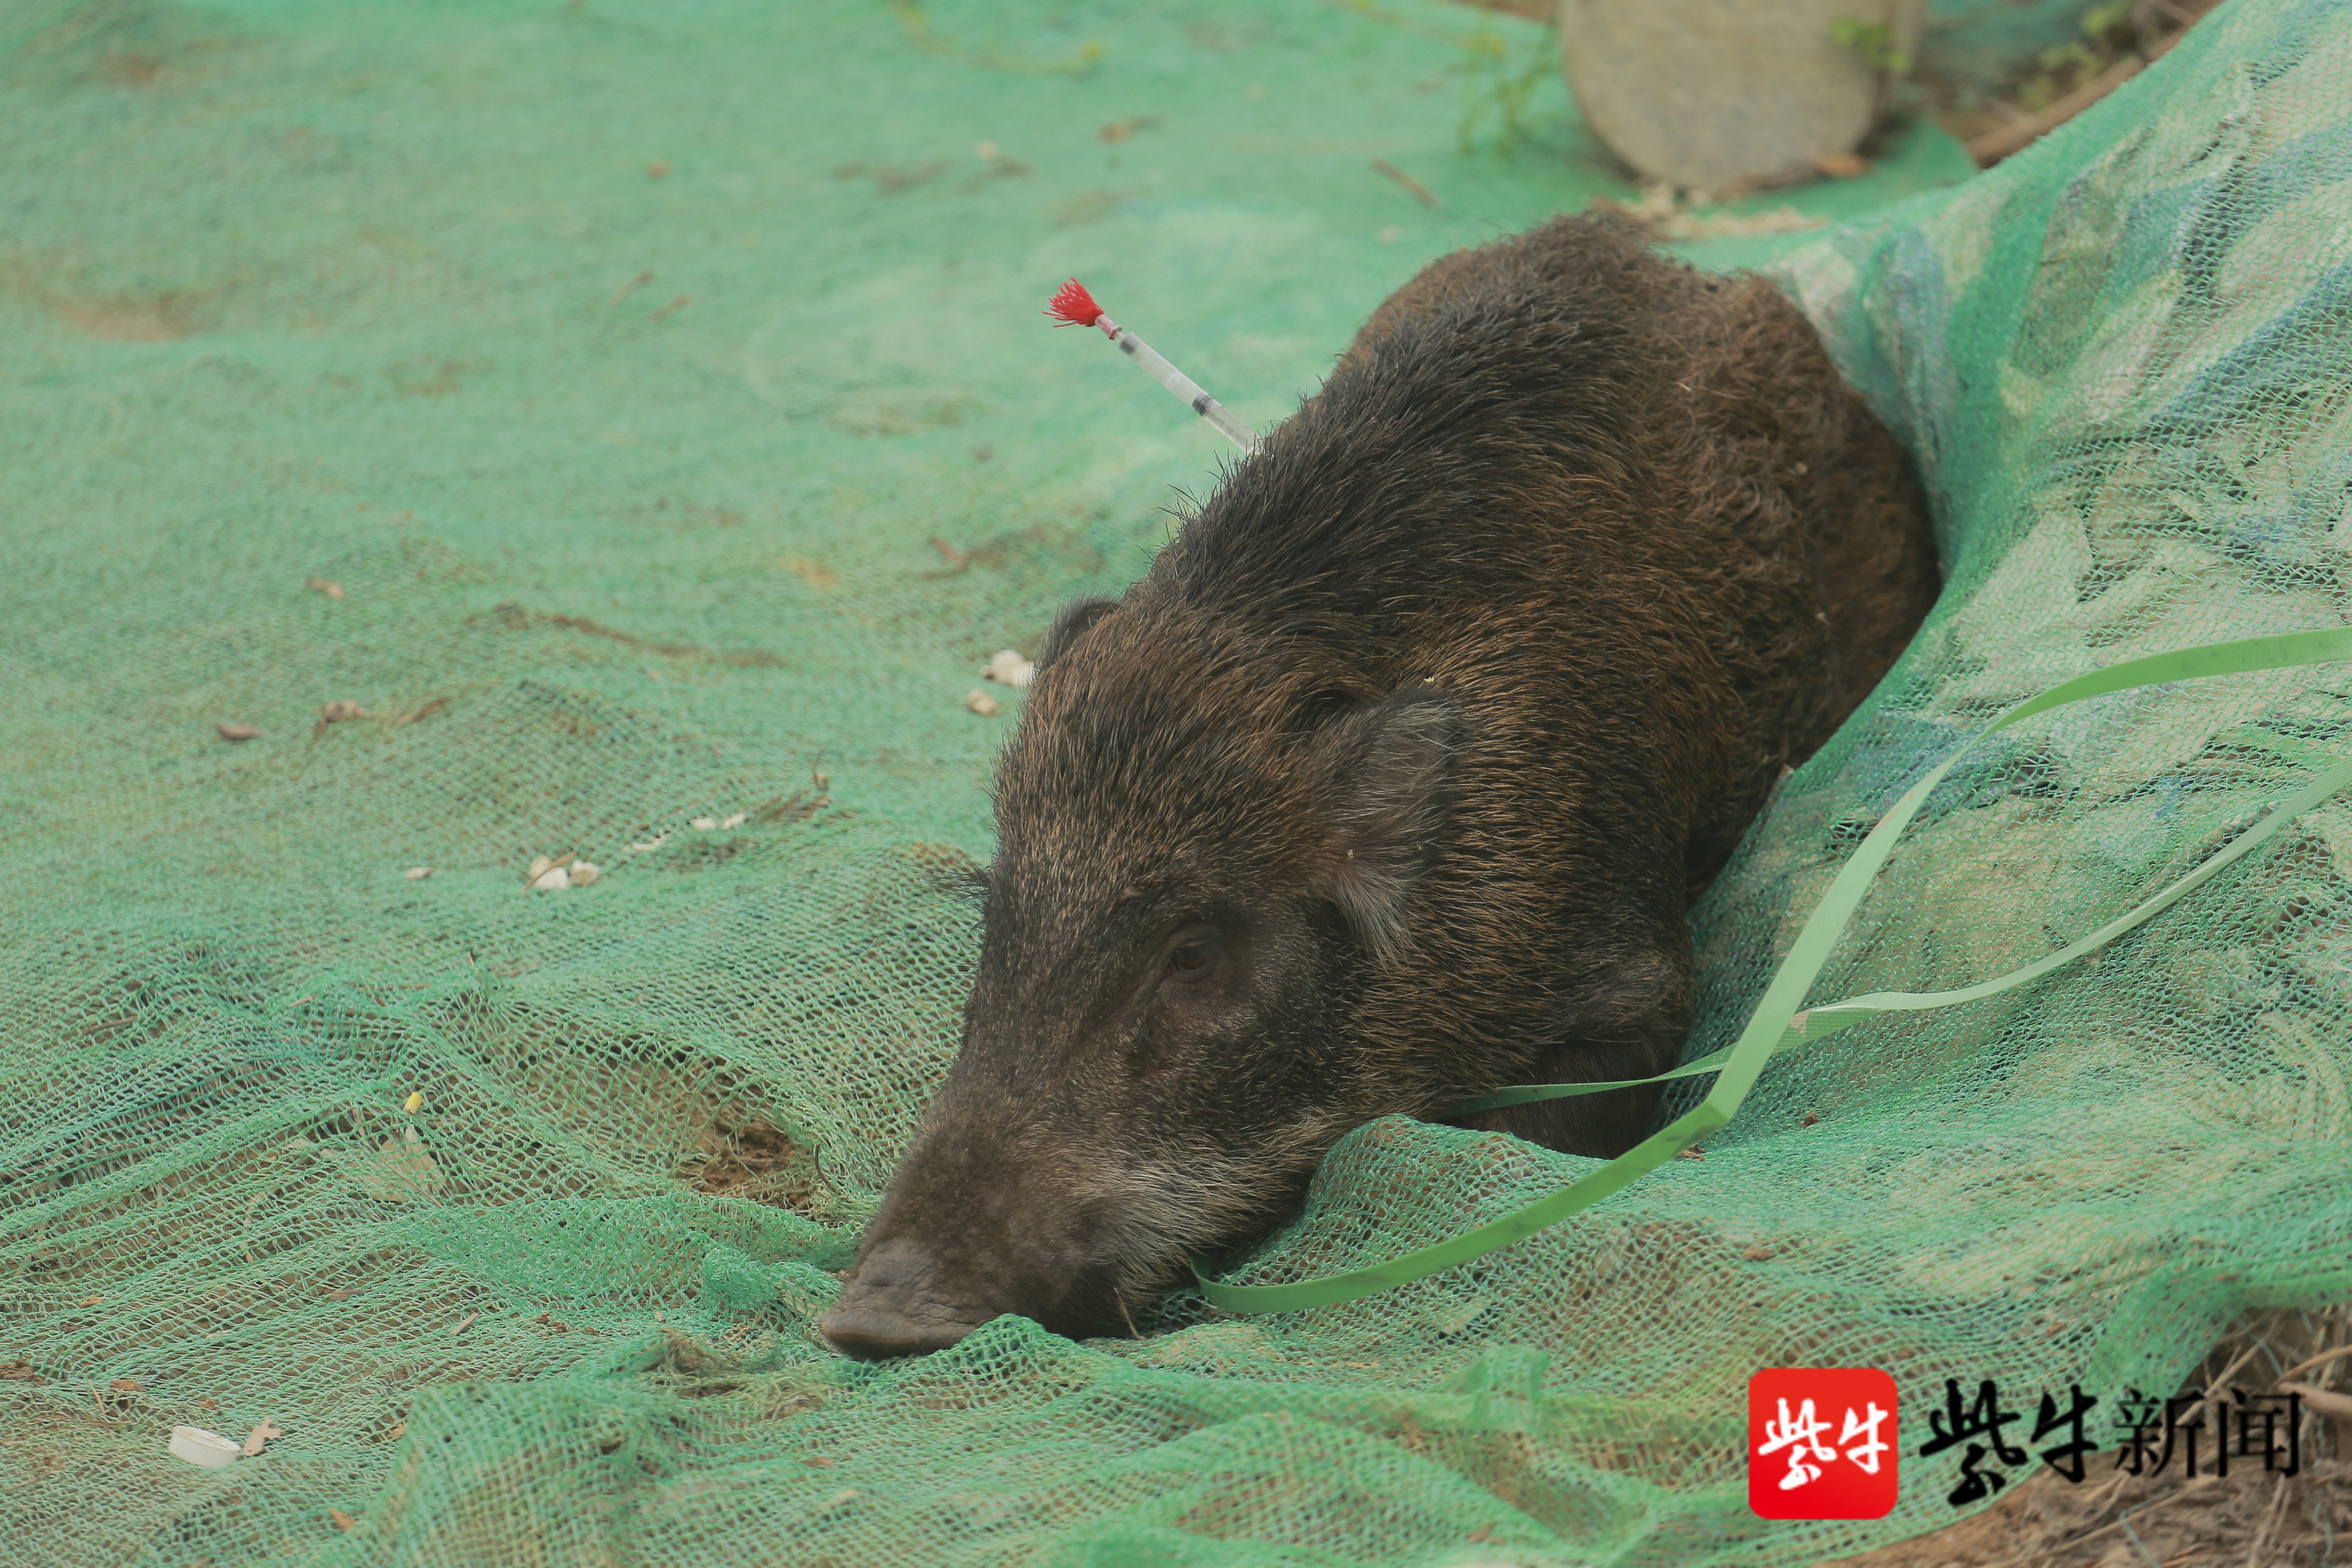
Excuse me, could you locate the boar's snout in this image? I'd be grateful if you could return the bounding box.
[819,1102,1119,1359]
[817,1238,982,1359]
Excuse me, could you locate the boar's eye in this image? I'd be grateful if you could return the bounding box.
[1165,939,1215,979]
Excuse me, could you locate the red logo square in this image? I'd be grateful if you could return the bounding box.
[1749,1368,1899,1519]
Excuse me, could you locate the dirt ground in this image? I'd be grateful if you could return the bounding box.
[1825,1457,2352,1567]
[1822,1311,2352,1568]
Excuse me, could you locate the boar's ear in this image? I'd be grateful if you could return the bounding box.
[1036,596,1120,673]
[1312,686,1461,965]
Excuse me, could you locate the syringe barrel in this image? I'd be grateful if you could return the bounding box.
[1113,328,1260,453]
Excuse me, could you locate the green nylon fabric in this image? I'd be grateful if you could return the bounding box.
[5,0,2352,1564]
[1464,623,2352,1114]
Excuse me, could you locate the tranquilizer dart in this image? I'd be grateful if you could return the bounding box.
[1045,279,1261,453]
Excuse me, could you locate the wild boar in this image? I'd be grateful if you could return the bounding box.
[820,214,1937,1357]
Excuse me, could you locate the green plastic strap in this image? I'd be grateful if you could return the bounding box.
[1194,626,2352,1313]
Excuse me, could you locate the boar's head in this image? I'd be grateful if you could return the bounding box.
[818,593,1468,1357]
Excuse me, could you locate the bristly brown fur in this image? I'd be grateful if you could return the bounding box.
[820,215,1938,1356]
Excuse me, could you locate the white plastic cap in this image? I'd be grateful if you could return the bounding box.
[169,1426,242,1468]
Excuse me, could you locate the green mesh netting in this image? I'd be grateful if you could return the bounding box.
[4,0,2350,1563]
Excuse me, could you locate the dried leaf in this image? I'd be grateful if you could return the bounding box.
[339,1127,445,1202]
[2278,1345,2352,1382]
[404,866,433,881]
[241,1417,281,1457]
[314,699,365,736]
[801,1455,834,1468]
[305,577,345,601]
[748,793,806,825]
[216,723,261,742]
[1370,157,1438,208]
[393,697,447,726]
[1742,1246,1776,1262]
[964,688,1002,718]
[78,1295,103,1307]
[780,556,839,592]
[109,1378,141,1392]
[328,1509,357,1532]
[2280,1381,2352,1421]
[608,269,653,309]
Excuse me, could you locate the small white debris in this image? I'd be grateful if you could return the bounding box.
[570,861,601,886]
[980,648,1035,688]
[690,816,718,831]
[719,813,747,830]
[404,866,434,881]
[626,834,669,854]
[964,688,1002,718]
[169,1425,242,1468]
[1599,182,1826,243]
[524,855,576,891]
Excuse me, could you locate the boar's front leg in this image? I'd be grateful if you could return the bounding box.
[1457,937,1692,1158]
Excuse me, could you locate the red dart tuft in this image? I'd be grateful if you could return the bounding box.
[1045,278,1105,328]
